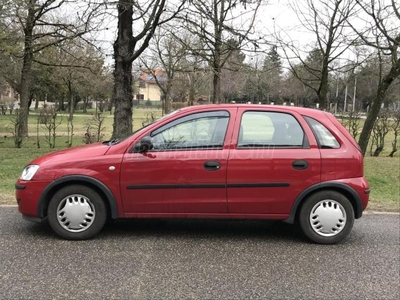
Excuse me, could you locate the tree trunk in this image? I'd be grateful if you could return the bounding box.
[212,3,222,104]
[58,97,64,111]
[212,71,221,103]
[164,81,173,114]
[108,99,113,114]
[318,66,329,110]
[112,1,134,139]
[68,80,74,121]
[18,41,33,140]
[389,149,397,157]
[83,96,88,113]
[358,60,400,155]
[188,83,195,106]
[17,5,35,142]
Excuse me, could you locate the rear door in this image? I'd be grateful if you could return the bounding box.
[227,108,321,215]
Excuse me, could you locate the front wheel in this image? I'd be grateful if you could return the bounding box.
[47,185,107,240]
[299,191,354,244]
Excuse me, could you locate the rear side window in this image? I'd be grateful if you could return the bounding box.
[238,111,305,148]
[304,117,340,149]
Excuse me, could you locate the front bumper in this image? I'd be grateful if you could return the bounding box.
[15,180,51,219]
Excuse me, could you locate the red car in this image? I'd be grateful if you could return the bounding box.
[16,104,369,243]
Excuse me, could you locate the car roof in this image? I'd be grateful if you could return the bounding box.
[179,104,327,118]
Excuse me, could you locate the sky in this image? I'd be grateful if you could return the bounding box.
[94,0,392,69]
[95,0,304,66]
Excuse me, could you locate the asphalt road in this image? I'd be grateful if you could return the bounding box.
[0,207,399,299]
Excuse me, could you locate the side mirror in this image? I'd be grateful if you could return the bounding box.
[134,136,153,153]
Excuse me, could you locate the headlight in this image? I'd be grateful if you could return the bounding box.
[20,165,40,181]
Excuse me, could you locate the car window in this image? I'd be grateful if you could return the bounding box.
[304,117,340,149]
[150,111,229,151]
[238,111,305,148]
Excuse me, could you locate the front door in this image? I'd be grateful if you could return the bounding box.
[120,110,233,214]
[227,109,321,215]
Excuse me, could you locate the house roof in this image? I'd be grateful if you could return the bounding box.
[140,70,167,83]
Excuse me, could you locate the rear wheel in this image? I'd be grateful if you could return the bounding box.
[48,185,107,240]
[299,191,354,244]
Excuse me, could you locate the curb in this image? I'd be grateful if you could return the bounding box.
[363,210,400,215]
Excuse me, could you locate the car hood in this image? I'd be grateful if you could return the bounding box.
[29,143,110,166]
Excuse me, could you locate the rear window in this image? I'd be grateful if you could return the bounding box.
[304,117,340,149]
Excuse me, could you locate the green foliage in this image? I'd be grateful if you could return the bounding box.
[264,45,282,73]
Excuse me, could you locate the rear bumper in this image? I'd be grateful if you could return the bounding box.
[345,177,369,213]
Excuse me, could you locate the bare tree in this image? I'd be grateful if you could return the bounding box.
[350,0,400,155]
[172,34,211,106]
[389,110,400,157]
[0,0,22,96]
[140,29,187,114]
[278,0,357,109]
[111,0,186,139]
[369,109,390,156]
[175,0,261,103]
[6,0,104,147]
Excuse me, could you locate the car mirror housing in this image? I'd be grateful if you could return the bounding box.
[133,136,153,153]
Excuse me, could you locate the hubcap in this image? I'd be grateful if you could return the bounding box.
[56,194,95,233]
[309,200,347,237]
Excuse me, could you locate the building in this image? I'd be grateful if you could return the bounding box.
[0,81,17,104]
[135,70,166,107]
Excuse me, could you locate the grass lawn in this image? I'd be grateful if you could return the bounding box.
[364,157,399,211]
[0,108,399,211]
[0,108,162,138]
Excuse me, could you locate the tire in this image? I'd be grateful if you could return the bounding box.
[47,185,107,240]
[299,191,354,244]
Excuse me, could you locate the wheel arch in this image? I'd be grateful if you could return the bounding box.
[285,182,363,224]
[37,175,119,220]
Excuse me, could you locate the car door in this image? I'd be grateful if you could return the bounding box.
[120,110,233,215]
[227,108,321,215]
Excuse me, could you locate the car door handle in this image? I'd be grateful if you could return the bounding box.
[292,160,308,170]
[204,161,221,171]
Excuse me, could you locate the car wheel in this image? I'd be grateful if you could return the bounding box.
[47,185,107,240]
[299,191,354,244]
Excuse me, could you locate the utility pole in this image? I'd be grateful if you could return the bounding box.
[352,75,357,112]
[344,83,348,112]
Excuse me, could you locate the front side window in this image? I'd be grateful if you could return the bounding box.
[304,117,340,149]
[238,111,305,148]
[150,111,229,151]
